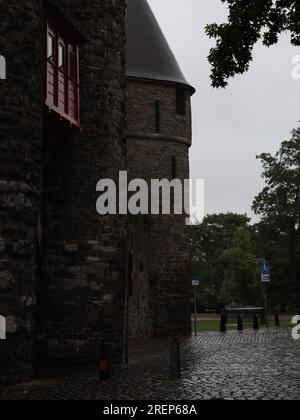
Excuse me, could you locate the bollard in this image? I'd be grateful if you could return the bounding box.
[275,313,280,328]
[220,313,227,333]
[169,337,181,380]
[237,315,244,332]
[99,341,109,380]
[253,314,259,331]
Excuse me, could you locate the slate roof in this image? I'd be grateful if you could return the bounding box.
[126,0,195,92]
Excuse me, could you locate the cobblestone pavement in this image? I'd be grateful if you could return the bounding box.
[0,329,299,400]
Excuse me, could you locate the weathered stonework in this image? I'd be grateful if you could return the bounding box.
[39,0,127,366]
[127,81,193,338]
[0,0,127,384]
[0,0,193,385]
[0,0,43,384]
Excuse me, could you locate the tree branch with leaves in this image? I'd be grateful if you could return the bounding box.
[206,0,300,87]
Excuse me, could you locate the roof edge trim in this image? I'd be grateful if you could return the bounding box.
[127,75,196,95]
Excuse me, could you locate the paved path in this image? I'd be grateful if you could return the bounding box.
[0,329,299,400]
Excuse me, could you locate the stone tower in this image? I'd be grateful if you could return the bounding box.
[0,0,194,385]
[0,0,127,384]
[0,0,44,384]
[126,0,195,337]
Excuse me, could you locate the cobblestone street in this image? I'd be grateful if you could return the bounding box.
[1,329,299,400]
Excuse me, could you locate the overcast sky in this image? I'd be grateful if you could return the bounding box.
[148,0,300,222]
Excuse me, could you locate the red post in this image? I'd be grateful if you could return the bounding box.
[99,341,109,380]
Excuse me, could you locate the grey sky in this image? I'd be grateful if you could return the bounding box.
[148,0,300,221]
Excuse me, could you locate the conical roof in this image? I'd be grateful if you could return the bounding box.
[126,0,195,92]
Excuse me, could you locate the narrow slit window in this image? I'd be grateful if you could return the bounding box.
[47,33,55,60]
[172,156,177,179]
[155,100,160,133]
[128,252,134,297]
[176,88,186,116]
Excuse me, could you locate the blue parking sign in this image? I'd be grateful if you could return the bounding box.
[261,260,270,275]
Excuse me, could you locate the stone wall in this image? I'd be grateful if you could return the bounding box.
[0,0,127,384]
[0,0,192,385]
[39,0,127,365]
[127,215,153,338]
[127,81,192,140]
[127,80,192,337]
[0,0,44,384]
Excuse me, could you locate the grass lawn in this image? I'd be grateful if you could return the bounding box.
[195,313,219,319]
[192,314,295,333]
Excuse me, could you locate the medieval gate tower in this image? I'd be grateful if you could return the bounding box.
[0,0,194,384]
[126,0,195,337]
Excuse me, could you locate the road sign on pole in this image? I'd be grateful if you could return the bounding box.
[261,260,270,275]
[192,275,203,337]
[261,274,271,283]
[261,260,271,283]
[261,260,271,326]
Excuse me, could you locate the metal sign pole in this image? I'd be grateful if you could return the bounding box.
[264,287,269,327]
[261,260,271,327]
[192,276,203,337]
[193,285,197,337]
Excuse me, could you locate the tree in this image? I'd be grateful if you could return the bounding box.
[219,227,262,305]
[252,128,300,310]
[190,213,250,309]
[206,0,300,87]
[252,221,292,312]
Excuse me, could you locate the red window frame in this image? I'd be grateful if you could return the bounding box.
[45,20,80,127]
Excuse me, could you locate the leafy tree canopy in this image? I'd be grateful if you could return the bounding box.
[252,128,300,309]
[252,127,300,236]
[190,213,251,309]
[191,212,250,259]
[206,0,300,87]
[219,227,262,305]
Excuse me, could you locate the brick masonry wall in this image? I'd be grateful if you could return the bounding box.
[0,0,44,384]
[127,81,192,140]
[127,80,192,337]
[127,215,153,338]
[39,0,127,365]
[0,0,191,384]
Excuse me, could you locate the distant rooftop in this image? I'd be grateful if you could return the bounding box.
[126,0,195,92]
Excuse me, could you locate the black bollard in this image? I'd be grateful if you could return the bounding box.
[253,314,259,331]
[275,313,280,328]
[237,315,244,331]
[99,341,109,380]
[220,313,227,333]
[169,337,181,380]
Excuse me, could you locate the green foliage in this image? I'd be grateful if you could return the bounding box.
[206,0,300,87]
[190,130,300,310]
[190,213,251,309]
[251,222,292,309]
[252,128,300,309]
[252,128,300,230]
[219,227,263,305]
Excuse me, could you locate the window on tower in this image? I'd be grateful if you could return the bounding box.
[47,33,55,60]
[155,100,160,133]
[58,43,65,69]
[172,156,177,179]
[45,18,80,127]
[176,88,186,117]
